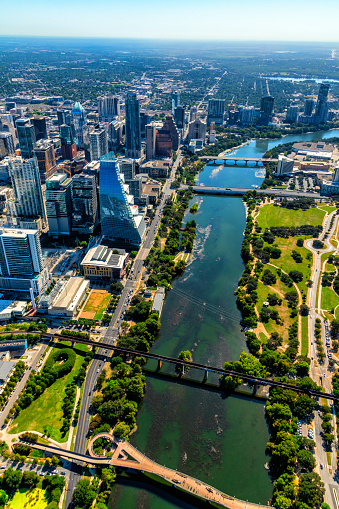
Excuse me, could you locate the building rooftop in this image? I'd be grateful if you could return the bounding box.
[0,360,14,381]
[82,245,128,270]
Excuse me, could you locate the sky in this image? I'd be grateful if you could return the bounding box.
[2,0,339,42]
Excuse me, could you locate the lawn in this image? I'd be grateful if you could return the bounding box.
[256,272,293,344]
[265,236,312,295]
[321,286,339,313]
[81,289,111,320]
[257,204,326,229]
[317,205,337,215]
[9,342,89,442]
[301,315,309,356]
[9,488,49,509]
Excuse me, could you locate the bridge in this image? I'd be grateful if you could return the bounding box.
[22,436,274,509]
[199,156,278,166]
[180,185,322,199]
[36,332,338,401]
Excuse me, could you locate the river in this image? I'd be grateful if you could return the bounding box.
[109,129,339,509]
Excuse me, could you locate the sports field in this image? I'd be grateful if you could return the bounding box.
[80,289,111,320]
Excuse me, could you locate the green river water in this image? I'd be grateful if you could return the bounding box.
[110,129,339,509]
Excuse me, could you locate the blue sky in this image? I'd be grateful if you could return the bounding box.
[2,0,339,41]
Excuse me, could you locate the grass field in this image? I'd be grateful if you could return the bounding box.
[9,342,89,442]
[321,286,339,314]
[256,271,293,343]
[257,204,325,229]
[259,332,268,345]
[81,289,111,320]
[301,315,309,356]
[9,488,49,509]
[317,205,337,215]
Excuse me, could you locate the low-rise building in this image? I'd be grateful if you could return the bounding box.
[0,360,15,383]
[47,276,89,318]
[151,286,165,317]
[0,300,26,321]
[0,338,27,354]
[81,245,129,280]
[139,159,171,178]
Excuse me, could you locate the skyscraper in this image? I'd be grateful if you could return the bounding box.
[99,152,146,245]
[57,109,72,127]
[71,102,86,148]
[146,123,157,160]
[286,106,299,123]
[171,90,180,114]
[260,96,274,124]
[16,118,36,159]
[8,156,46,222]
[0,228,43,277]
[45,173,73,235]
[155,116,179,157]
[125,92,141,158]
[33,140,57,183]
[71,173,98,234]
[207,99,225,125]
[89,125,108,161]
[0,132,15,156]
[140,112,151,138]
[98,95,120,122]
[314,83,330,124]
[60,124,77,160]
[174,106,185,129]
[32,116,47,141]
[304,99,314,117]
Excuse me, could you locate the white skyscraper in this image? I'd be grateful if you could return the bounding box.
[89,126,108,161]
[98,95,120,122]
[8,156,46,223]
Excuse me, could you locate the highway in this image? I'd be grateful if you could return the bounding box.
[306,210,339,508]
[64,150,183,507]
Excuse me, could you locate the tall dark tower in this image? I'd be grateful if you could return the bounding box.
[260,96,274,125]
[125,92,141,158]
[314,83,330,124]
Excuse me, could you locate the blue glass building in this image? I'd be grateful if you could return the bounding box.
[99,152,146,245]
[71,101,86,148]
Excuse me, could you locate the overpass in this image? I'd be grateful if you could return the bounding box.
[199,156,278,166]
[38,332,338,401]
[180,185,322,199]
[22,437,274,509]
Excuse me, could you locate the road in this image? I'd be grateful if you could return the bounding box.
[306,210,339,508]
[65,151,183,507]
[0,342,48,429]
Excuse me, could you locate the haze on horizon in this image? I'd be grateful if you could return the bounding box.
[2,0,339,43]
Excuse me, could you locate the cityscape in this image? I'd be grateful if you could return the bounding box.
[1,6,339,509]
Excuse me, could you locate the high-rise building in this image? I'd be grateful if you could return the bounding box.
[89,125,108,161]
[16,118,36,159]
[98,95,120,122]
[8,156,46,222]
[174,106,185,129]
[140,112,151,138]
[0,228,43,277]
[189,106,197,122]
[125,92,141,158]
[45,173,73,235]
[119,159,136,180]
[207,99,225,125]
[260,96,274,124]
[0,132,15,156]
[71,173,98,234]
[99,152,146,245]
[60,124,77,160]
[314,83,330,124]
[286,106,299,123]
[275,154,294,176]
[57,109,72,127]
[33,140,57,183]
[304,99,314,117]
[146,123,157,160]
[188,117,207,142]
[32,116,47,141]
[240,106,254,125]
[108,120,123,151]
[171,90,180,114]
[71,102,86,148]
[155,116,179,157]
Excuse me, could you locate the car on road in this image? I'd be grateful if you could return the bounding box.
[320,463,323,469]
[172,479,181,484]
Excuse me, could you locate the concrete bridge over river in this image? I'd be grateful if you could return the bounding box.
[180,184,322,199]
[199,156,278,166]
[22,436,274,509]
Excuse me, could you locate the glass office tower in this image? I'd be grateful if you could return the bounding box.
[99,152,146,245]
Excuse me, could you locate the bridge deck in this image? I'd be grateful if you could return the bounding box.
[24,438,273,509]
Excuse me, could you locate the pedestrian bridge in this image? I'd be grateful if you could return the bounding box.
[22,436,274,509]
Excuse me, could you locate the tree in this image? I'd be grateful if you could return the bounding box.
[51,455,59,467]
[22,471,39,488]
[73,479,96,507]
[114,422,130,440]
[313,239,324,249]
[2,468,22,491]
[262,269,277,286]
[297,472,325,507]
[297,449,315,472]
[0,490,8,505]
[289,270,303,283]
[299,304,309,316]
[110,281,124,294]
[176,350,192,373]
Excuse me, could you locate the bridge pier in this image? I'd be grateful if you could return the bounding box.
[203,369,208,383]
[181,365,185,377]
[157,359,162,371]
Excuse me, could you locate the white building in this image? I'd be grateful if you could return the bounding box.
[275,154,294,176]
[98,95,120,122]
[89,126,108,161]
[46,277,89,318]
